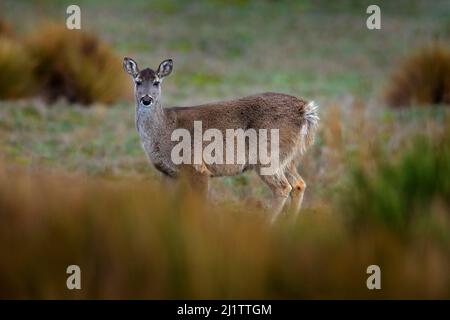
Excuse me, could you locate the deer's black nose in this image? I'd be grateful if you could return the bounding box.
[141,95,153,106]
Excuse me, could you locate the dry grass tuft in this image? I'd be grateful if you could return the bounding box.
[25,23,129,105]
[385,43,450,108]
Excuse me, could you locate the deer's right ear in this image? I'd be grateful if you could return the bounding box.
[123,57,139,78]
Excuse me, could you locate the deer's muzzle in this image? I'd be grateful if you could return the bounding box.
[140,95,154,106]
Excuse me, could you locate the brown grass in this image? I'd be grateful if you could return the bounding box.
[0,156,449,299]
[385,43,450,108]
[25,23,129,105]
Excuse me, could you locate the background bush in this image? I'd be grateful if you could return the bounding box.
[385,43,450,108]
[0,36,34,99]
[0,21,129,105]
[25,24,129,105]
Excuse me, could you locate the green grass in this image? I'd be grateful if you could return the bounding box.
[2,0,449,102]
[0,101,146,176]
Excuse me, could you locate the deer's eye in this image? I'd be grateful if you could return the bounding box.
[135,79,142,86]
[153,81,160,87]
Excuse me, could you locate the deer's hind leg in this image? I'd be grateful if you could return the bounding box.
[284,161,306,217]
[258,172,292,223]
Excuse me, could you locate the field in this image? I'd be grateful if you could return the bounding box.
[0,0,449,299]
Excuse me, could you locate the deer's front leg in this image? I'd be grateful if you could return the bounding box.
[179,164,210,199]
[189,174,209,199]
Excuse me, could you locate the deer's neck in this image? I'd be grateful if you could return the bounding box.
[135,102,168,138]
[135,101,178,177]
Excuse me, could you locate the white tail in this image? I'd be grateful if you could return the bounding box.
[301,101,320,154]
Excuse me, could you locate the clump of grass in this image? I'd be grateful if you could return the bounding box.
[0,36,34,99]
[385,43,450,107]
[25,23,129,105]
[344,131,450,230]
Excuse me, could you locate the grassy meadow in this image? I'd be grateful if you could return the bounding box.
[0,0,450,299]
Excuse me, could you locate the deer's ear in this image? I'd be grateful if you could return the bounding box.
[123,57,139,78]
[157,59,173,78]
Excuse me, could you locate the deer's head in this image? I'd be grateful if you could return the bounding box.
[123,57,173,108]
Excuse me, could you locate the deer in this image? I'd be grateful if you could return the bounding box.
[123,57,319,222]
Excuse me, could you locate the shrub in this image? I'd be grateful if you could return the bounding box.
[385,43,450,107]
[0,37,34,99]
[25,23,129,105]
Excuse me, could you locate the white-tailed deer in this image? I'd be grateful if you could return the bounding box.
[123,57,319,221]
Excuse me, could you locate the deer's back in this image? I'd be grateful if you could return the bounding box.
[166,92,308,131]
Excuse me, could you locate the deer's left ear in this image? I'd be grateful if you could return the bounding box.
[157,59,173,78]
